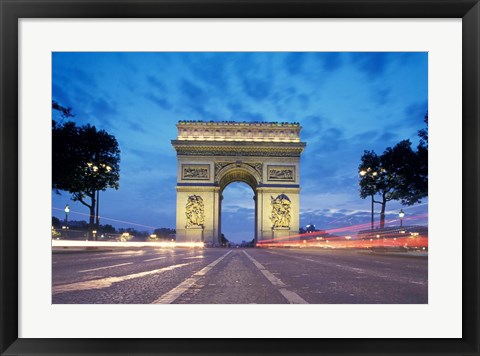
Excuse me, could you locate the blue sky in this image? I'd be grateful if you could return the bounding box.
[52,52,428,243]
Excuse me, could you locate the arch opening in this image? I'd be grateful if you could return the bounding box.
[218,167,258,246]
[220,181,256,246]
[218,167,259,193]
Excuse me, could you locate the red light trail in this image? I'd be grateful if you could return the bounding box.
[257,214,428,249]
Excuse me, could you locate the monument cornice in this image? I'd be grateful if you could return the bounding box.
[175,120,304,143]
[172,140,306,148]
[177,120,301,127]
[172,140,306,157]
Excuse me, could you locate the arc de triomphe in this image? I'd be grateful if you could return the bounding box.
[171,121,306,245]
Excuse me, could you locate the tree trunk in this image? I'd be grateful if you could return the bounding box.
[379,196,387,229]
[88,194,96,240]
[95,190,100,231]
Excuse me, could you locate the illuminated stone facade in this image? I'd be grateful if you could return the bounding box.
[172,121,306,244]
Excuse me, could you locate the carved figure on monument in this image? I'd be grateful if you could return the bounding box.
[270,194,291,228]
[183,166,208,179]
[185,195,205,228]
[268,166,295,181]
[249,162,263,178]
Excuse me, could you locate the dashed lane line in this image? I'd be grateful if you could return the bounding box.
[261,249,426,285]
[152,251,232,304]
[243,251,308,304]
[143,257,167,262]
[53,262,194,294]
[79,262,133,273]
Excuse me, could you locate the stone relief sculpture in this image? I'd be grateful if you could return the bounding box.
[182,165,209,180]
[214,162,231,179]
[249,163,263,178]
[268,166,295,181]
[186,195,205,228]
[270,194,291,228]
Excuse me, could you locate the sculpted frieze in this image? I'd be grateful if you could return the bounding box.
[270,193,291,228]
[267,165,296,181]
[185,195,205,228]
[182,164,210,180]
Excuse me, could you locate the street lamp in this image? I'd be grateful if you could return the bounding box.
[399,209,405,227]
[64,204,70,225]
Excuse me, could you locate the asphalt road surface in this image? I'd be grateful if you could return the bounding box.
[52,247,427,304]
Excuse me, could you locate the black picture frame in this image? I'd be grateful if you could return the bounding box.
[1,1,478,355]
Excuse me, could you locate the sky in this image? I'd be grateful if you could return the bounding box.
[52,52,428,243]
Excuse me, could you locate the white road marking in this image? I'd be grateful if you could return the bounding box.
[143,257,167,262]
[53,262,194,294]
[78,262,133,273]
[152,251,232,304]
[262,249,426,285]
[243,251,308,304]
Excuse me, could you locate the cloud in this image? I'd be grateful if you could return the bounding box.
[146,75,167,92]
[242,78,272,101]
[284,52,307,75]
[312,52,344,72]
[91,97,117,117]
[300,115,324,140]
[184,53,231,92]
[128,121,147,133]
[350,52,392,78]
[52,84,71,108]
[377,131,398,144]
[180,79,207,101]
[226,101,266,122]
[404,100,428,124]
[315,127,345,152]
[232,54,274,101]
[374,87,391,106]
[145,93,172,110]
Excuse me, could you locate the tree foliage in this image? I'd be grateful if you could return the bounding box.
[53,122,120,196]
[220,233,229,247]
[153,228,176,240]
[359,116,428,228]
[52,101,121,239]
[52,101,74,120]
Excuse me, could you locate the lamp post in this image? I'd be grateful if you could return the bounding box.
[399,209,405,227]
[64,204,70,239]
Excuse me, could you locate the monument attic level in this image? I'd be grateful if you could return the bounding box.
[172,121,306,245]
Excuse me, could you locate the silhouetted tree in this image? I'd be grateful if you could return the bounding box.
[52,101,74,121]
[359,139,428,228]
[52,216,61,228]
[52,102,120,240]
[220,233,229,247]
[100,224,116,234]
[153,228,176,240]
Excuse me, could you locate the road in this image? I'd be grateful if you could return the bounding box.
[52,247,427,304]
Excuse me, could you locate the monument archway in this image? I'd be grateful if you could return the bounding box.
[171,121,306,245]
